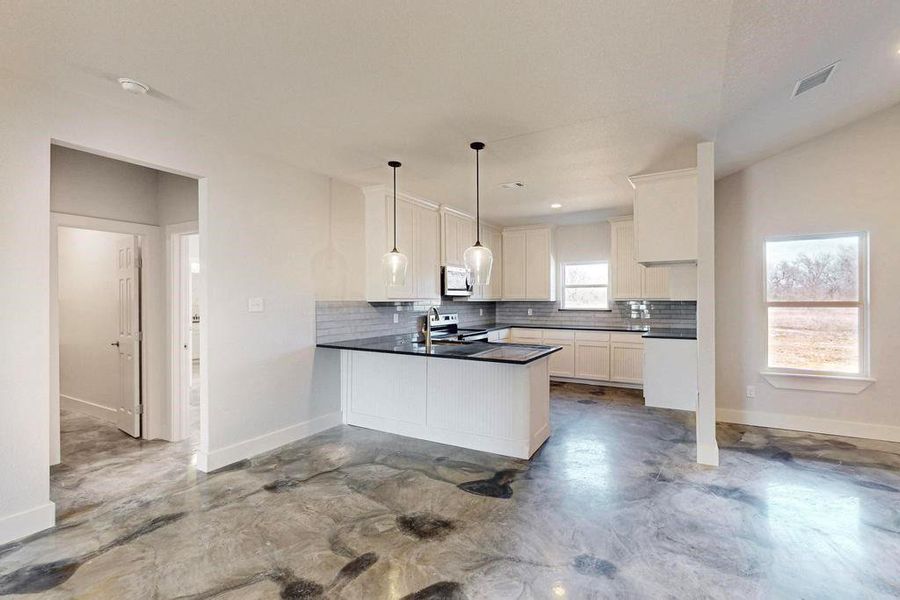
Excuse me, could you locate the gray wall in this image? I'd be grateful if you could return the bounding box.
[51,145,198,225]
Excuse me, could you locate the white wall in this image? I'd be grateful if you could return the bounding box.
[716,102,900,440]
[312,179,366,301]
[58,228,133,421]
[0,70,360,543]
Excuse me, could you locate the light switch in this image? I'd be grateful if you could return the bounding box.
[248,297,265,313]
[393,313,399,323]
[527,308,533,316]
[479,308,483,316]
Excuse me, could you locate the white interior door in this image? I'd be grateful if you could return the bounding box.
[115,235,142,437]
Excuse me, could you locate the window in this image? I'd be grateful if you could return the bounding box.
[765,232,868,375]
[561,262,609,310]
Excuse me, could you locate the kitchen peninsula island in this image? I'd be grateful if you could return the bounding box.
[317,335,561,459]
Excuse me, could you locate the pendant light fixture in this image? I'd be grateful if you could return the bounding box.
[382,160,408,286]
[463,142,493,285]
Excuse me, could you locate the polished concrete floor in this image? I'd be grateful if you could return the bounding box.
[2,383,899,599]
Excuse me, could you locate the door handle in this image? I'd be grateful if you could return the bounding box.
[110,341,120,347]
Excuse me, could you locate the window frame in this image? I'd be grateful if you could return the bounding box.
[559,260,611,311]
[763,231,870,378]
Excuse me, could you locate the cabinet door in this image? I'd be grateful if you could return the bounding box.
[502,230,527,299]
[574,342,610,381]
[642,266,670,299]
[443,213,461,266]
[611,220,644,300]
[548,342,575,377]
[525,228,551,300]
[387,198,416,298]
[478,226,502,300]
[610,342,643,383]
[415,205,441,299]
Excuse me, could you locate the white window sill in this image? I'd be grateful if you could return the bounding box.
[760,371,875,394]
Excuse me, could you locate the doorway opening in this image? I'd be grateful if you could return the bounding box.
[49,144,202,484]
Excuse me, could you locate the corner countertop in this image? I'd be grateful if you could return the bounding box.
[641,328,697,340]
[483,323,650,333]
[481,323,696,339]
[317,334,562,365]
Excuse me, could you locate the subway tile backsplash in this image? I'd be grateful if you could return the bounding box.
[317,299,695,343]
[495,300,696,329]
[316,300,496,343]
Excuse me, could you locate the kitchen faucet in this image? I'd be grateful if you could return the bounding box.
[423,306,440,351]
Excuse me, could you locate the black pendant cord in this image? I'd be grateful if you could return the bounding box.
[470,142,485,246]
[388,161,401,252]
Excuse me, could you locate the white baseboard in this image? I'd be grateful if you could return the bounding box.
[60,394,117,422]
[717,408,900,443]
[195,411,342,472]
[0,502,55,545]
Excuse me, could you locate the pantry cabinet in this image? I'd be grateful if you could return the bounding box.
[502,226,555,301]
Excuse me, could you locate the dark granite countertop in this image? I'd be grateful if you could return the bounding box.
[317,334,562,365]
[482,323,650,333]
[481,323,696,339]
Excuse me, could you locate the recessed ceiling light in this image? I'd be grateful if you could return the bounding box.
[117,78,150,95]
[500,181,526,189]
[550,203,562,209]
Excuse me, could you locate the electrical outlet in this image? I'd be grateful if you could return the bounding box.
[393,313,399,324]
[527,308,533,316]
[746,385,756,399]
[396,305,402,311]
[479,308,483,316]
[248,297,265,313]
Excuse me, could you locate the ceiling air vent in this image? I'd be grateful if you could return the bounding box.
[792,62,839,97]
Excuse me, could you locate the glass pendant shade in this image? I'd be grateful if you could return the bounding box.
[464,242,493,286]
[383,160,407,286]
[382,249,408,286]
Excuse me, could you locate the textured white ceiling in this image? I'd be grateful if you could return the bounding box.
[2,0,899,222]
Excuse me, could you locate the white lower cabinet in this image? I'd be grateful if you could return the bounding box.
[610,334,644,384]
[505,328,642,386]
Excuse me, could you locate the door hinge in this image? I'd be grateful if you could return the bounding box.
[136,331,143,341]
[137,403,144,415]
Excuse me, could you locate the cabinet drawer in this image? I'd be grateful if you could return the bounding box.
[610,332,644,344]
[541,329,574,342]
[574,330,610,342]
[510,328,543,341]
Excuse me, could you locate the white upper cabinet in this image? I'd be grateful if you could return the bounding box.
[610,217,696,301]
[364,186,441,302]
[610,218,643,300]
[629,168,697,264]
[502,229,527,300]
[502,225,555,301]
[474,223,503,300]
[440,208,502,301]
[440,209,476,267]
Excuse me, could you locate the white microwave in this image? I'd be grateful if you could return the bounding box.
[442,266,472,297]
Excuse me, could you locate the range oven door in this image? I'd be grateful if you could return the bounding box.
[442,266,472,297]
